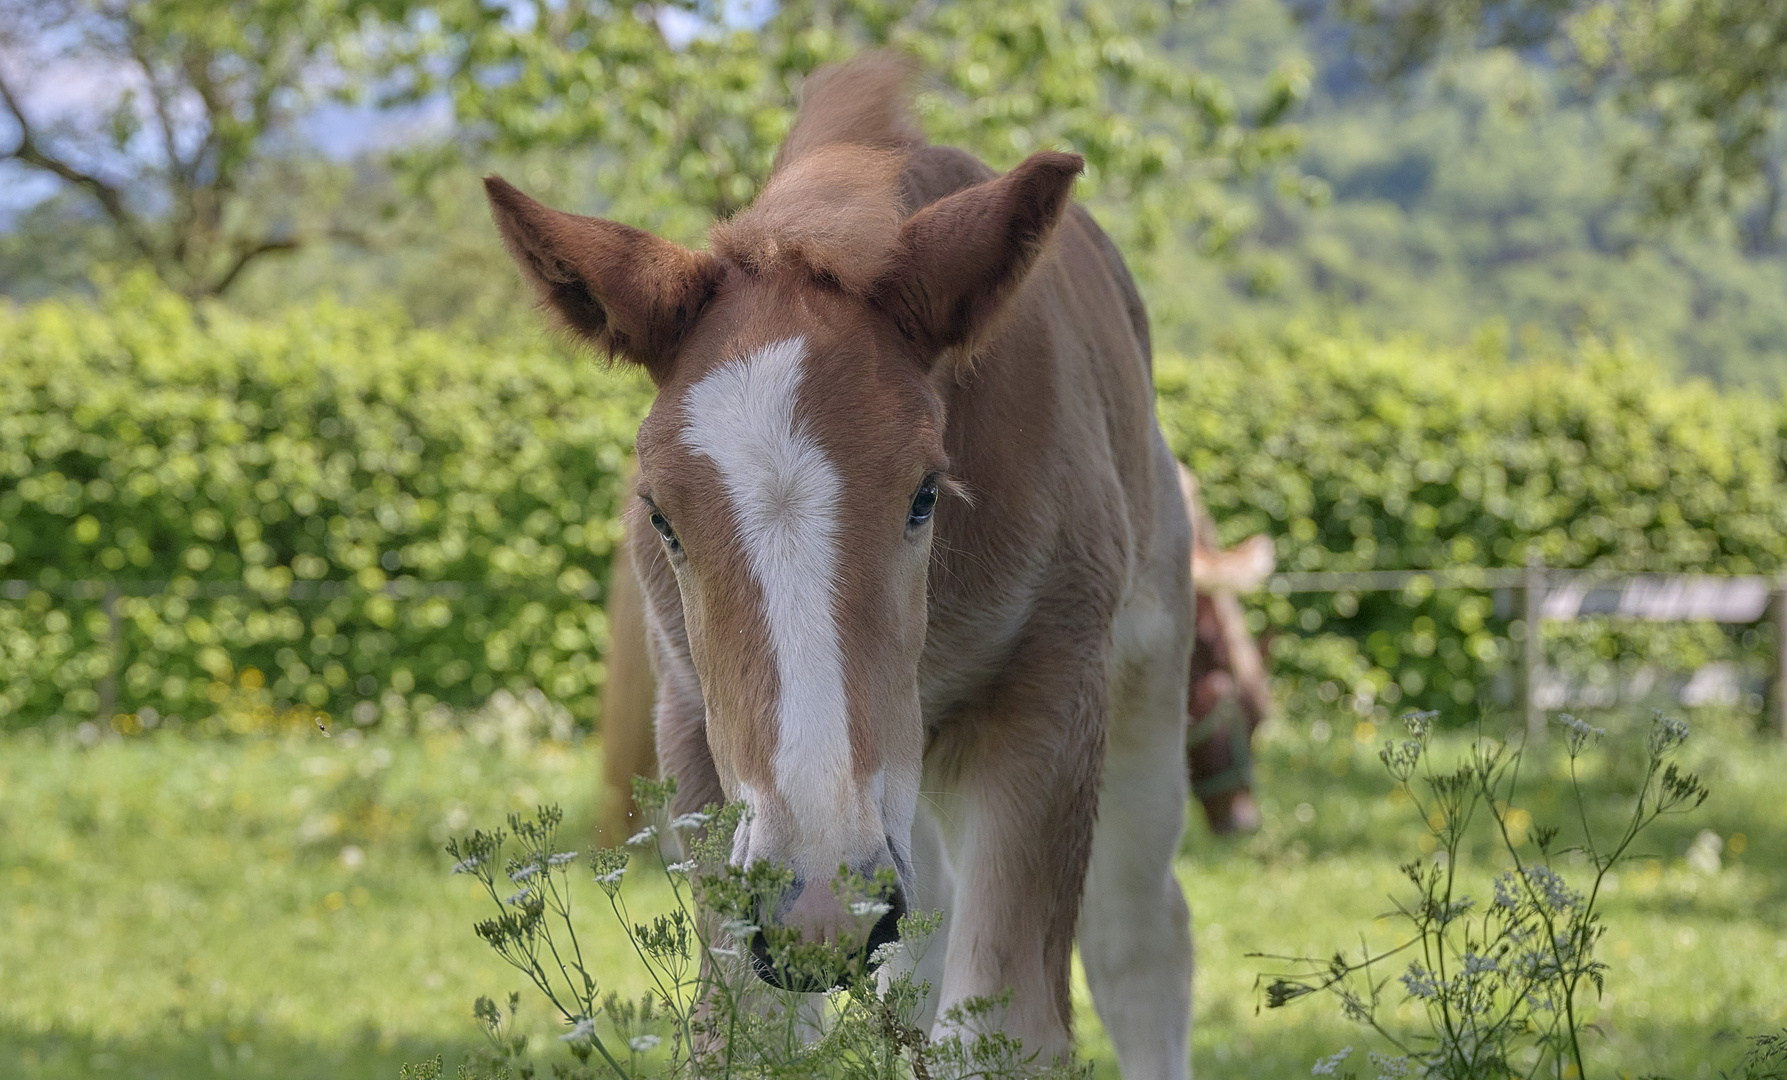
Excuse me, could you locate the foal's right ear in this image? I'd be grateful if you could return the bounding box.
[877,150,1083,363]
[485,176,722,380]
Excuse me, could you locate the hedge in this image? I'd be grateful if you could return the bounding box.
[4,280,1784,732]
[0,275,649,732]
[1156,332,1787,719]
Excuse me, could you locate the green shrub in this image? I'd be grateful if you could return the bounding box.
[0,273,650,731]
[1156,333,1787,720]
[5,279,1783,733]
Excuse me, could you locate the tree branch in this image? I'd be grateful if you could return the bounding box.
[206,236,299,295]
[124,20,187,191]
[0,60,163,266]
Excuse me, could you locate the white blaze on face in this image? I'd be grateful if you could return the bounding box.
[679,337,855,859]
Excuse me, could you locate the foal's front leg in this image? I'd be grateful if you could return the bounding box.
[927,650,1109,1059]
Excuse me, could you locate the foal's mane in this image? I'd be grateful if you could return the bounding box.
[709,52,925,297]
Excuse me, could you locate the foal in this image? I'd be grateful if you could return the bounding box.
[486,53,1195,1076]
[601,469,1278,838]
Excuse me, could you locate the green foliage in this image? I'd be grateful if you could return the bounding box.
[0,273,650,731]
[1258,709,1711,1079]
[1,0,1308,301]
[376,0,1308,252]
[1303,0,1787,251]
[436,798,1088,1078]
[0,0,398,296]
[1727,1030,1787,1080]
[1572,0,1787,252]
[2,709,1783,1076]
[6,276,1785,732]
[1154,332,1787,719]
[1150,0,1787,387]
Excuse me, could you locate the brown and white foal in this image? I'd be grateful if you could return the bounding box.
[602,471,1278,837]
[485,54,1195,1076]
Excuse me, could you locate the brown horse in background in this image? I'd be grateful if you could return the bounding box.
[1181,467,1275,834]
[601,464,1276,843]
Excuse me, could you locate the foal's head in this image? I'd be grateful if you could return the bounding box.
[485,56,1081,980]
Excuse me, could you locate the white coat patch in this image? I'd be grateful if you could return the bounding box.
[679,337,853,856]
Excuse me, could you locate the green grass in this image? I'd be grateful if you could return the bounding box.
[3,709,1783,1079]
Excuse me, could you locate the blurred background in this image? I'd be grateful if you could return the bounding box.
[1,0,1784,1076]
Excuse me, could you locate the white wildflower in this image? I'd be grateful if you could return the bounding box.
[869,941,904,967]
[1312,1047,1354,1075]
[1650,711,1690,753]
[668,812,712,830]
[559,1017,595,1042]
[1401,964,1440,1000]
[1523,865,1580,910]
[1369,1051,1411,1079]
[850,900,893,918]
[708,945,740,958]
[1493,871,1522,912]
[1555,713,1606,742]
[626,826,659,846]
[505,888,533,906]
[667,860,697,874]
[546,851,578,866]
[509,862,540,882]
[595,867,626,886]
[628,1035,662,1053]
[449,856,482,875]
[1461,951,1499,977]
[1401,710,1438,738]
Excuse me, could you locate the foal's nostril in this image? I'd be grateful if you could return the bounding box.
[864,887,907,965]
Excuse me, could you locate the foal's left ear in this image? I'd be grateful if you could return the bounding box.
[484,175,722,380]
[877,150,1084,361]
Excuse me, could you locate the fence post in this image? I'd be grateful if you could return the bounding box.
[1521,551,1545,742]
[1773,575,1787,742]
[97,585,120,722]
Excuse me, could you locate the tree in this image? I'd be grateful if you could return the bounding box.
[1306,0,1787,250]
[378,0,1312,251]
[1,0,1311,299]
[1574,0,1787,252]
[0,0,387,297]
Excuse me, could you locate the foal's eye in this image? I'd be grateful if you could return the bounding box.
[907,477,939,529]
[649,510,681,553]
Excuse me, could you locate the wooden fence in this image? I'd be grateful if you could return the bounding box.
[1265,557,1787,740]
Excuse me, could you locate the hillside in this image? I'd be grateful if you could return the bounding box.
[1143,0,1787,387]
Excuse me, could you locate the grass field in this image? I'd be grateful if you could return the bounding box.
[2,705,1783,1079]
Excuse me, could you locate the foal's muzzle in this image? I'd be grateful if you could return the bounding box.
[747,884,908,992]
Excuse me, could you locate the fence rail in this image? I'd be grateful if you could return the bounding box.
[1265,559,1787,740]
